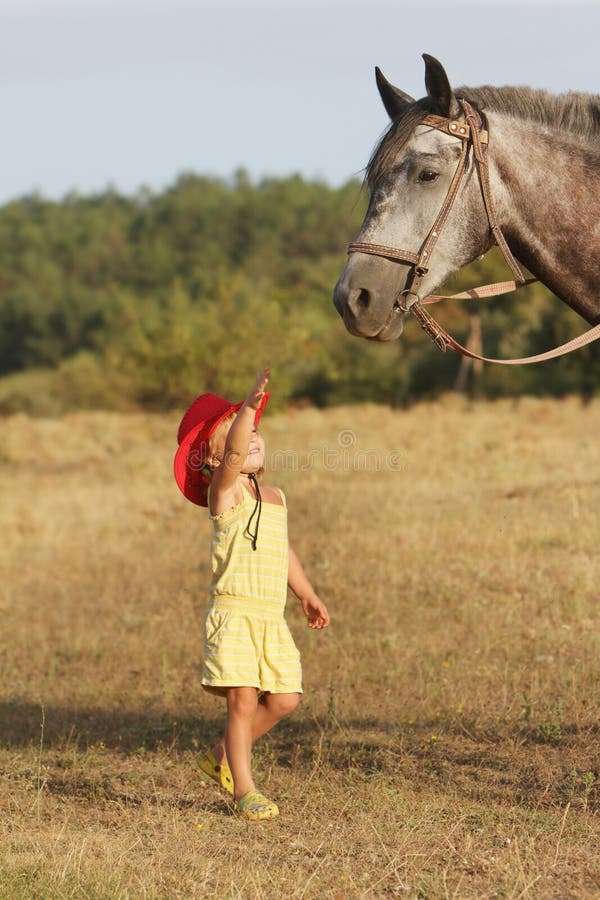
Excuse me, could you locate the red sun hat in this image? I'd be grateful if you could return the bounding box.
[174,391,270,506]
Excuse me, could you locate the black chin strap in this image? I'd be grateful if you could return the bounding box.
[245,473,262,551]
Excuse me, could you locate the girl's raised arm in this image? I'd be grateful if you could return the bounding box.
[211,368,270,498]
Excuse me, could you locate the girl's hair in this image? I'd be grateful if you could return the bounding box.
[207,412,237,459]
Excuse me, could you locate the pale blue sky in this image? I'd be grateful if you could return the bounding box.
[1,0,598,204]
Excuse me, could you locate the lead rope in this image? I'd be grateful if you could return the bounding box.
[410,301,600,365]
[245,473,262,551]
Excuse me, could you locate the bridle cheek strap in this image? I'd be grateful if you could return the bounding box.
[346,100,600,364]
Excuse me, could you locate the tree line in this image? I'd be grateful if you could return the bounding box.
[0,169,597,415]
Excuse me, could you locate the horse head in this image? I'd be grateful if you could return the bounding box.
[333,55,493,341]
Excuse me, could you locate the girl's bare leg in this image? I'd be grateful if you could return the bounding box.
[251,692,300,741]
[223,686,259,800]
[212,692,300,782]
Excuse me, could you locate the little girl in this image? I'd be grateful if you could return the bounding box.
[174,368,330,820]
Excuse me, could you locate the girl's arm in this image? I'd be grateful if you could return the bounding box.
[288,544,330,630]
[211,368,269,500]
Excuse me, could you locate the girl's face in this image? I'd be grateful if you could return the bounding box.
[208,425,265,474]
[242,428,266,473]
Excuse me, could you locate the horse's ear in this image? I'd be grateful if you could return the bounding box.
[375,67,415,120]
[423,54,460,117]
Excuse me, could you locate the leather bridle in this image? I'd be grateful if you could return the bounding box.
[346,99,600,365]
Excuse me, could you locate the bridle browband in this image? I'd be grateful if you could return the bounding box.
[347,99,600,365]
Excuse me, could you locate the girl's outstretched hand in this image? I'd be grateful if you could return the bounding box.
[245,368,270,411]
[301,594,330,630]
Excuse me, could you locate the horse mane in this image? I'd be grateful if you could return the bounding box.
[366,85,600,187]
[458,84,600,142]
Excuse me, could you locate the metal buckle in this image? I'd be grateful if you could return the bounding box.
[398,289,420,313]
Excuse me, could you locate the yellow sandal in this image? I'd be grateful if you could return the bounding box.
[236,790,279,821]
[198,750,234,795]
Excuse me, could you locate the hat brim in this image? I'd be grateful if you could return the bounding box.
[174,392,270,506]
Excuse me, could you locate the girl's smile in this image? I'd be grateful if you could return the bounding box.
[243,432,265,472]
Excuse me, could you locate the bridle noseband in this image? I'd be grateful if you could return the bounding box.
[346,99,600,364]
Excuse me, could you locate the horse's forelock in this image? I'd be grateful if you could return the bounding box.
[365,100,434,188]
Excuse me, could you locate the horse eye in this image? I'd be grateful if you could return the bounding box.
[418,170,439,183]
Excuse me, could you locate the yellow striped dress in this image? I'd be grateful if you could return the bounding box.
[202,484,302,696]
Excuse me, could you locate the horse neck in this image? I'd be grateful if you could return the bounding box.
[489,113,600,324]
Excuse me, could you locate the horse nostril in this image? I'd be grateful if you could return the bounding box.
[357,289,371,310]
[348,287,372,316]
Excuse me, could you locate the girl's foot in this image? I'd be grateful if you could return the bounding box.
[236,790,279,821]
[198,749,234,795]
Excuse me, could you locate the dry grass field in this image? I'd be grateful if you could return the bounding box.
[1,396,599,898]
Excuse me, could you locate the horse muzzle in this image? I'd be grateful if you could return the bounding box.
[333,255,410,341]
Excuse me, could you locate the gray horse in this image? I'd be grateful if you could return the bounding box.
[333,55,600,345]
